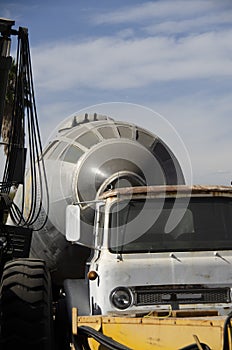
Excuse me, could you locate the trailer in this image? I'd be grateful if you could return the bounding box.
[73,310,232,350]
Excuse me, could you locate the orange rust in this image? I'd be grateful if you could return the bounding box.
[100,185,232,200]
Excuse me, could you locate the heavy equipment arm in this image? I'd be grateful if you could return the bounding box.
[0,19,51,350]
[0,18,48,268]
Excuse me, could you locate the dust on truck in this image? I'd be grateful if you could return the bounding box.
[69,184,232,350]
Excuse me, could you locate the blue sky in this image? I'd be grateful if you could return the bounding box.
[1,0,232,185]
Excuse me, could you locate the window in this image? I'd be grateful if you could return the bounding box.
[49,141,68,159]
[109,197,232,254]
[42,140,59,158]
[66,129,81,140]
[117,126,132,139]
[96,210,105,248]
[152,141,180,185]
[136,129,155,148]
[97,126,117,139]
[60,145,84,164]
[76,131,100,148]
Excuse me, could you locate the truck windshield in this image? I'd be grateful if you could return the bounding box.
[109,197,232,253]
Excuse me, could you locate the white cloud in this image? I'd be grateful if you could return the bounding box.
[145,11,232,35]
[152,91,232,185]
[32,28,232,92]
[93,0,220,25]
[29,0,232,94]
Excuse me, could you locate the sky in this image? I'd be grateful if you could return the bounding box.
[1,0,232,185]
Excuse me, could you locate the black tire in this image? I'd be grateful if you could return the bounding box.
[0,258,53,350]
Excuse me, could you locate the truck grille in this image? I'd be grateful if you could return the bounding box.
[133,286,231,306]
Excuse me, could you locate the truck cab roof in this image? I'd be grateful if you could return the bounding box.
[100,185,232,200]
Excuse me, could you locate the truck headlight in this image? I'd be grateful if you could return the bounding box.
[110,287,133,310]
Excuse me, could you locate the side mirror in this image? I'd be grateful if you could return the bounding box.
[65,204,81,242]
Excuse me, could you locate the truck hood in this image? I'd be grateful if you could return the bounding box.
[90,250,232,315]
[96,250,232,287]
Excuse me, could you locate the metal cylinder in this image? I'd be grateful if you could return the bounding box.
[40,113,184,231]
[9,113,185,284]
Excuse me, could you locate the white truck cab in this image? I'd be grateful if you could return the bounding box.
[65,185,232,317]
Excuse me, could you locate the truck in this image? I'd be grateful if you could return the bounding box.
[69,184,232,350]
[1,18,232,350]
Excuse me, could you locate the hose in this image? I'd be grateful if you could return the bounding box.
[74,325,132,350]
[179,344,211,350]
[1,26,49,231]
[222,311,232,350]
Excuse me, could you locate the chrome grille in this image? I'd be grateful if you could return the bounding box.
[133,287,231,306]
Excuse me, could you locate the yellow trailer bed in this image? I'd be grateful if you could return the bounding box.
[72,309,232,350]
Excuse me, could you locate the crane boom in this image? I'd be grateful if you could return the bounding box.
[0,18,48,275]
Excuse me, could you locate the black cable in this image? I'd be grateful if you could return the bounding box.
[1,34,20,193]
[222,311,232,350]
[2,26,49,230]
[179,343,211,350]
[73,334,91,350]
[25,28,49,229]
[24,30,49,229]
[76,326,132,350]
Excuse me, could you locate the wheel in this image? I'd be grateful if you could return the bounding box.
[0,258,53,350]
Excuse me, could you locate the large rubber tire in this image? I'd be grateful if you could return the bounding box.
[0,258,53,350]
